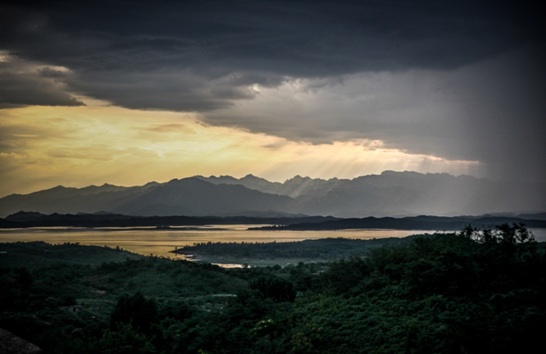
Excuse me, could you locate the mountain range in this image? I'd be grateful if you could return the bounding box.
[1,171,544,218]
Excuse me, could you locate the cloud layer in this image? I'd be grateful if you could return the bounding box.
[1,0,545,184]
[0,53,84,108]
[2,0,542,110]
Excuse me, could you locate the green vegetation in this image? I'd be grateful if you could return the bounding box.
[1,224,545,353]
[0,241,143,269]
[174,237,414,266]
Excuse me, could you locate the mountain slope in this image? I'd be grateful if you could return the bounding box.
[0,183,159,216]
[112,177,294,216]
[0,171,543,217]
[197,174,338,198]
[295,171,498,217]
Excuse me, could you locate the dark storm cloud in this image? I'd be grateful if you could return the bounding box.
[1,0,543,110]
[205,46,546,183]
[0,54,84,108]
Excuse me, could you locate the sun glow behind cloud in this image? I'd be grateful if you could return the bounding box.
[0,98,480,196]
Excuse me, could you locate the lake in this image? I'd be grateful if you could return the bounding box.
[1,225,544,259]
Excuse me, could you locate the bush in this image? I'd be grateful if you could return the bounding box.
[110,292,158,335]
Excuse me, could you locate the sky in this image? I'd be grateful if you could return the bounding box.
[1,0,545,197]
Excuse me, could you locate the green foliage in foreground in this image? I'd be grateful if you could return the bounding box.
[1,224,545,353]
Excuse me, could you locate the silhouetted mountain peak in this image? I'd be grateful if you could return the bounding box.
[241,174,267,182]
[287,175,310,182]
[52,185,66,189]
[197,175,239,185]
[162,177,213,191]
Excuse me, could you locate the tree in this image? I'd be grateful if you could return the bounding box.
[110,292,158,334]
[249,275,296,302]
[458,223,535,246]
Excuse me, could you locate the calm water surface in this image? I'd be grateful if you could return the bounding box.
[1,225,544,259]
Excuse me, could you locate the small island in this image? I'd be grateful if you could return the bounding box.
[171,236,419,266]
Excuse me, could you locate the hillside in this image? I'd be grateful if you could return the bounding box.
[1,225,544,353]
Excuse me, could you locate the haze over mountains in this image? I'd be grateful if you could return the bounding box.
[0,171,544,218]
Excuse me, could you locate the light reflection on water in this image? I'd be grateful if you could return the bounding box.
[1,225,544,259]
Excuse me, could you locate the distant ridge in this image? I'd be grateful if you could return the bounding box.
[252,215,546,231]
[0,211,336,228]
[0,171,544,217]
[1,212,544,230]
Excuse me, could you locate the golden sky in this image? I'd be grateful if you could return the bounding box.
[0,98,480,197]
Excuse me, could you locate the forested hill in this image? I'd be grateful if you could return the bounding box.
[172,237,415,265]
